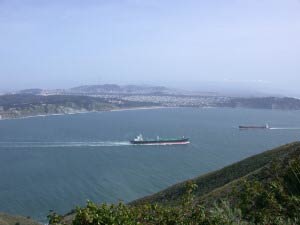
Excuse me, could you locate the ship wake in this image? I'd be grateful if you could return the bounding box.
[269,127,300,130]
[0,141,191,148]
[0,141,132,148]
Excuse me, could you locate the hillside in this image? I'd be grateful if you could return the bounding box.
[228,97,300,110]
[68,84,170,95]
[131,142,300,206]
[0,212,39,225]
[1,142,299,224]
[55,142,300,225]
[1,87,300,120]
[0,94,159,119]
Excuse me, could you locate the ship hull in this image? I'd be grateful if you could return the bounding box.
[239,126,268,129]
[130,138,189,145]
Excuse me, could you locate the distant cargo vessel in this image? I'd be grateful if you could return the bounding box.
[130,134,190,145]
[239,124,270,129]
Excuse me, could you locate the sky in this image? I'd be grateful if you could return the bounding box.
[0,0,300,96]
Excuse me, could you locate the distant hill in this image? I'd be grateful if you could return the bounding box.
[16,84,173,96]
[18,89,43,95]
[228,97,300,110]
[5,85,300,120]
[0,94,159,119]
[13,85,300,111]
[68,84,170,95]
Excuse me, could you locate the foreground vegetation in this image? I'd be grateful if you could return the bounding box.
[48,142,300,225]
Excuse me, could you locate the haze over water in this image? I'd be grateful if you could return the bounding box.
[0,108,300,221]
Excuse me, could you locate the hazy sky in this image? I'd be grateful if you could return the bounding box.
[1,0,300,95]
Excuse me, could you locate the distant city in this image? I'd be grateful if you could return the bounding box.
[0,84,300,120]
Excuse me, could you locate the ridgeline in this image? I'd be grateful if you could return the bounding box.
[1,91,300,119]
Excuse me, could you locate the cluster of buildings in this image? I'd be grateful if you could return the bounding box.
[91,94,231,107]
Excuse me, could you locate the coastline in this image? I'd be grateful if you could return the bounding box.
[109,106,173,112]
[0,106,173,121]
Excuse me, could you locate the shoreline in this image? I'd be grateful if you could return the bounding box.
[0,106,174,121]
[109,106,173,112]
[1,106,296,122]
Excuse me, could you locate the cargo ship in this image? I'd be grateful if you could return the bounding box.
[239,124,270,129]
[130,134,190,145]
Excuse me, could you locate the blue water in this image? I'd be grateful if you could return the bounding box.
[0,107,300,222]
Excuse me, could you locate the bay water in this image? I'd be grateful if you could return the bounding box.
[0,107,300,222]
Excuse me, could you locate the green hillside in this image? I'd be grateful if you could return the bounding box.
[48,142,300,225]
[2,142,299,224]
[0,213,39,225]
[132,142,300,206]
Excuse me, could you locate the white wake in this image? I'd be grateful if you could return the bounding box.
[269,127,300,130]
[0,141,132,148]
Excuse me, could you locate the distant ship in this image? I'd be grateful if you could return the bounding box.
[239,124,270,129]
[130,134,190,145]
